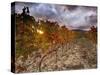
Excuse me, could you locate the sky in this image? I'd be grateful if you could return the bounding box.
[12,2,97,30]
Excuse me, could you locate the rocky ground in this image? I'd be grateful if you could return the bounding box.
[15,37,97,73]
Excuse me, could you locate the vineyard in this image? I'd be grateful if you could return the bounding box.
[12,13,97,73]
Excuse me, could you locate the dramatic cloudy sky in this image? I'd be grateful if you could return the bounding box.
[13,2,97,30]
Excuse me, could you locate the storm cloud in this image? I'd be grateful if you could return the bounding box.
[14,2,97,30]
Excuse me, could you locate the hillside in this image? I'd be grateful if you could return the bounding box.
[12,13,97,73]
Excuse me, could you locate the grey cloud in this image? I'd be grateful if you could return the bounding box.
[14,2,97,30]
